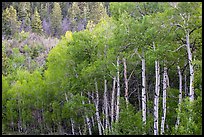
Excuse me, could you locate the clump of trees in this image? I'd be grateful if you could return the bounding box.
[2,2,202,135]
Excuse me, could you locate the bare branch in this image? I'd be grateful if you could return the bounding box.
[167,44,185,52]
[135,48,142,59]
[127,69,135,82]
[189,25,202,35]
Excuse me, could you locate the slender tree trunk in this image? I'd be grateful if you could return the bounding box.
[123,58,129,106]
[175,65,182,129]
[104,79,109,133]
[137,82,141,111]
[81,92,92,135]
[154,60,160,135]
[70,118,75,135]
[88,92,95,127]
[111,77,116,127]
[102,105,105,134]
[141,57,146,126]
[95,80,102,135]
[184,74,187,97]
[161,64,167,135]
[115,56,120,123]
[78,126,82,135]
[186,31,194,102]
[65,93,75,135]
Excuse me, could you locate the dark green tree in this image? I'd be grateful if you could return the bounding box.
[31,7,43,34]
[17,2,31,31]
[2,5,20,37]
[51,2,62,37]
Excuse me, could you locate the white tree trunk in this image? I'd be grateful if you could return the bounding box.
[186,31,194,102]
[175,65,182,129]
[71,118,75,135]
[141,57,146,126]
[111,76,116,126]
[161,65,168,135]
[88,92,95,127]
[154,60,160,135]
[123,58,129,106]
[65,93,75,135]
[95,80,102,135]
[81,92,92,135]
[89,92,95,126]
[104,79,109,132]
[115,56,120,123]
[184,74,187,97]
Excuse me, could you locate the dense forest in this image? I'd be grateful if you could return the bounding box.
[2,2,202,135]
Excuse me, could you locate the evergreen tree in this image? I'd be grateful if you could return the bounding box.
[17,2,31,32]
[68,2,81,32]
[51,2,62,37]
[2,5,20,37]
[31,7,43,34]
[89,2,107,24]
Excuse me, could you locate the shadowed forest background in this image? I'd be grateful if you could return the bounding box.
[2,2,202,135]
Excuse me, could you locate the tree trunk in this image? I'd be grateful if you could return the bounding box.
[141,57,146,126]
[104,79,109,133]
[154,60,160,135]
[95,80,102,135]
[115,56,120,123]
[111,76,116,127]
[137,82,141,111]
[81,92,92,135]
[184,74,187,97]
[88,91,95,127]
[123,58,129,106]
[70,118,75,135]
[161,64,168,135]
[186,31,194,102]
[175,65,182,129]
[65,93,75,135]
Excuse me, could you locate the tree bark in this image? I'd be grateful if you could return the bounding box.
[111,76,116,127]
[161,64,168,135]
[123,58,129,106]
[104,79,109,132]
[175,65,182,129]
[141,57,146,126]
[89,92,95,127]
[184,74,187,97]
[81,92,92,135]
[115,56,120,123]
[65,93,75,135]
[154,60,160,135]
[95,80,102,135]
[186,31,194,102]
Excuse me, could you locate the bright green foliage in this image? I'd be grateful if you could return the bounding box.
[172,97,202,135]
[31,7,43,34]
[2,2,202,135]
[110,98,153,135]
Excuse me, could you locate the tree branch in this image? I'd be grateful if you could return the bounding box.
[135,48,142,59]
[189,25,202,35]
[167,44,185,52]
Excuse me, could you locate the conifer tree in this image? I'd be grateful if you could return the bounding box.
[18,2,31,31]
[89,2,107,24]
[68,2,81,32]
[2,5,20,37]
[51,2,62,37]
[31,7,43,34]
